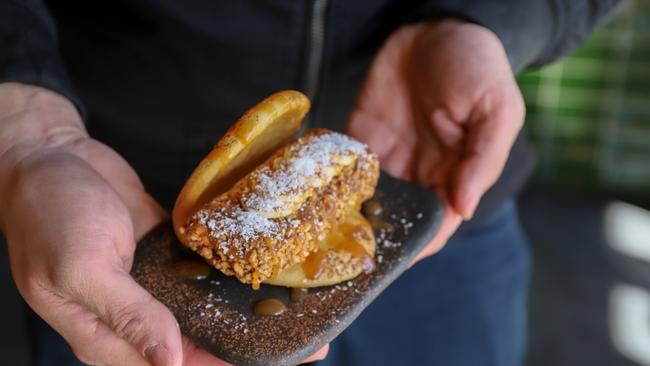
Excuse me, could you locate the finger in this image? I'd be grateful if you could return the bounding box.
[76,141,167,241]
[109,192,167,271]
[130,193,168,241]
[27,287,148,366]
[411,106,461,188]
[411,141,458,189]
[347,109,416,180]
[303,344,330,363]
[346,109,402,160]
[380,140,416,180]
[452,99,524,219]
[67,263,183,366]
[411,203,462,265]
[179,334,326,365]
[430,109,464,152]
[182,337,232,366]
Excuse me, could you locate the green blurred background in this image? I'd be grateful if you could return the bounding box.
[520,3,650,365]
[519,0,649,196]
[1,2,648,366]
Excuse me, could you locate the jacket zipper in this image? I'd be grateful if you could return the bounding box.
[302,0,328,131]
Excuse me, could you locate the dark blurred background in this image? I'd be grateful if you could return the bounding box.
[521,1,650,365]
[1,1,649,365]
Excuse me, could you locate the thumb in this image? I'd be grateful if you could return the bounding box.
[74,264,183,366]
[452,99,524,220]
[346,108,416,180]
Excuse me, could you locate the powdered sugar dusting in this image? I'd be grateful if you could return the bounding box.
[245,132,369,216]
[193,131,372,257]
[201,208,279,243]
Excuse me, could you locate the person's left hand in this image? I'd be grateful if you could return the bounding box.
[0,83,328,366]
[347,19,525,262]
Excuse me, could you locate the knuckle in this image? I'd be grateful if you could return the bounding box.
[109,302,150,345]
[46,256,110,304]
[47,257,88,294]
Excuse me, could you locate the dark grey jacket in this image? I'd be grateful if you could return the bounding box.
[1,0,625,217]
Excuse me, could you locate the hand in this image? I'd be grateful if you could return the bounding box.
[0,84,328,365]
[347,19,525,261]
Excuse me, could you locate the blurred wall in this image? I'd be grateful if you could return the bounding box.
[519,0,650,195]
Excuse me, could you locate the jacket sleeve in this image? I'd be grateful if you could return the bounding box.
[410,0,628,72]
[0,0,84,115]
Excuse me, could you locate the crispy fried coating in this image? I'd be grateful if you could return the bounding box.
[180,129,379,288]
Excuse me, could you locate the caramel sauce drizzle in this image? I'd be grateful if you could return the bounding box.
[301,221,375,280]
[167,259,212,280]
[302,249,328,280]
[253,298,286,316]
[252,271,260,290]
[290,287,308,302]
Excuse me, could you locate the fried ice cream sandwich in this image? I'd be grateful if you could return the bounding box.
[173,91,379,289]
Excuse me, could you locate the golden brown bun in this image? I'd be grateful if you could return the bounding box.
[173,91,309,239]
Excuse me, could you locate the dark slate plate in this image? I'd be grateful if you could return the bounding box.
[131,171,444,366]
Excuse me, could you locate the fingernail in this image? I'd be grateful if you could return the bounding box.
[145,344,172,366]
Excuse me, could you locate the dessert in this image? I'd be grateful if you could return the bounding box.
[173,91,379,289]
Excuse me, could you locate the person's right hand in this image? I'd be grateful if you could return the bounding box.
[0,83,328,366]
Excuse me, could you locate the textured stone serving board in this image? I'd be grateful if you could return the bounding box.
[131,172,444,366]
